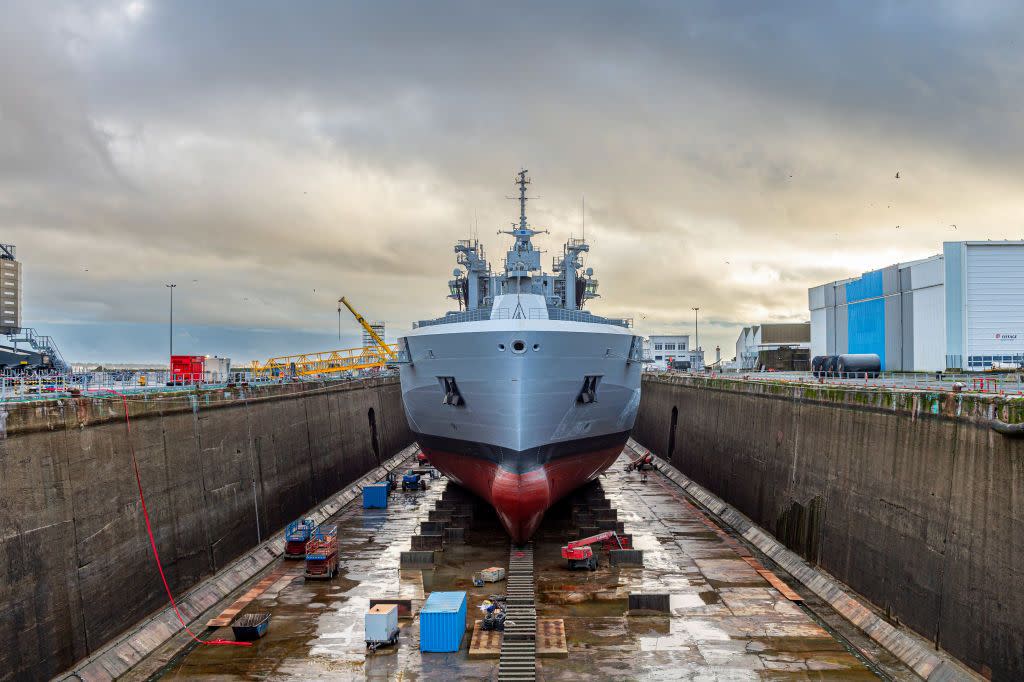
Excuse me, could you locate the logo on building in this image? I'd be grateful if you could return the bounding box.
[995,333,1018,340]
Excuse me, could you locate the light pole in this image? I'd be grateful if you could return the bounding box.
[166,283,176,358]
[692,306,700,352]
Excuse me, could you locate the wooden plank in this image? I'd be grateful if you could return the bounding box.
[741,556,803,603]
[468,620,502,658]
[206,563,296,628]
[537,619,568,658]
[757,569,804,603]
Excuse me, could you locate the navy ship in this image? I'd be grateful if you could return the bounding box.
[397,171,642,541]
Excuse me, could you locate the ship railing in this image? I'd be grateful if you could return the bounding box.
[544,308,632,328]
[414,307,632,328]
[414,308,495,328]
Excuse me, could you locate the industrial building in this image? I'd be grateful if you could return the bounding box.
[0,244,21,334]
[647,334,703,370]
[809,240,1024,371]
[734,323,810,370]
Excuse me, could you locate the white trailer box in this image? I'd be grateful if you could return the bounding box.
[204,355,231,382]
[365,603,399,646]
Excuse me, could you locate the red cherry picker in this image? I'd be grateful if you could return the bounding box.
[560,530,631,570]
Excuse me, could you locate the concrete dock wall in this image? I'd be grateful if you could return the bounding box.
[0,377,412,681]
[634,374,1023,681]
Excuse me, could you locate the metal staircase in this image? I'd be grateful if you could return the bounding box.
[4,328,69,372]
[498,542,537,681]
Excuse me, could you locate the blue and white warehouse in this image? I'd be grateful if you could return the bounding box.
[809,241,1024,371]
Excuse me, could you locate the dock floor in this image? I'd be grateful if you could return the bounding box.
[130,452,918,680]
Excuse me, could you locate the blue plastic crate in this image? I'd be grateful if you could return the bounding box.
[419,591,466,652]
[362,483,389,508]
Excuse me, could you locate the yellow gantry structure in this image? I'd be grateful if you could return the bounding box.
[250,344,399,377]
[250,296,398,377]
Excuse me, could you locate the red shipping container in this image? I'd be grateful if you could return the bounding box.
[170,355,205,383]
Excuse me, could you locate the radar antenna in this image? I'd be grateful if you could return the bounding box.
[499,169,547,251]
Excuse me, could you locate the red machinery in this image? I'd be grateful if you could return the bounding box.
[416,450,429,465]
[625,452,654,472]
[304,524,339,579]
[561,531,631,570]
[170,355,205,385]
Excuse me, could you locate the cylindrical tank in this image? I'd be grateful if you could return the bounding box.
[810,355,827,377]
[837,353,881,378]
[823,355,840,376]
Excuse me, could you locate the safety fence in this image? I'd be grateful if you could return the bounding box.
[0,369,398,403]
[649,369,1024,396]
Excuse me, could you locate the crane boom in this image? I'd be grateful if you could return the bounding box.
[340,296,396,360]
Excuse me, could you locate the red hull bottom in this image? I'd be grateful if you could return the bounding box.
[421,444,625,542]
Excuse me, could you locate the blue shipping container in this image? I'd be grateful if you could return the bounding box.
[362,483,389,509]
[419,591,467,652]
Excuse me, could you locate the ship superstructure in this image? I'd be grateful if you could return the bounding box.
[397,171,643,541]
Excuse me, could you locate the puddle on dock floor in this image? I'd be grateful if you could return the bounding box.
[141,455,893,681]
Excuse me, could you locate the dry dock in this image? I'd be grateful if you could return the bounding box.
[4,374,1014,680]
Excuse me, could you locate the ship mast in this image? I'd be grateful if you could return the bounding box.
[517,169,529,232]
[500,169,545,255]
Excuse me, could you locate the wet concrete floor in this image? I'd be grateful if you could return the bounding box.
[137,454,897,680]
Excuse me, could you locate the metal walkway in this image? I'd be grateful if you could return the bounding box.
[498,542,536,681]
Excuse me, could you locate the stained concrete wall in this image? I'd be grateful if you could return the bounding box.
[634,374,1023,681]
[0,377,411,682]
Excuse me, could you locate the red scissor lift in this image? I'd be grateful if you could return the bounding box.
[304,524,339,579]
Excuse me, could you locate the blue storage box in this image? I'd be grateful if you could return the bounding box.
[362,483,389,508]
[419,591,467,652]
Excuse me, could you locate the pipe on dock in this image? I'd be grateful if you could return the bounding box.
[990,419,1024,438]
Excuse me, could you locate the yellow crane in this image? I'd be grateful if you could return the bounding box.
[339,296,396,360]
[250,296,396,377]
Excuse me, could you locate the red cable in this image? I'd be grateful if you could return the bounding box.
[91,389,250,647]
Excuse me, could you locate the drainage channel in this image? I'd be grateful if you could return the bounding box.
[498,542,536,681]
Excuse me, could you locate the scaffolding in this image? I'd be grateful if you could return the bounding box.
[249,344,399,378]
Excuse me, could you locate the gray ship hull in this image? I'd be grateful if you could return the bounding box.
[398,318,641,540]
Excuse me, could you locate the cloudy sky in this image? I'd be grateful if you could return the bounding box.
[3,1,1023,364]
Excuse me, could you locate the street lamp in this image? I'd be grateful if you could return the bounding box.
[166,283,176,358]
[692,307,700,352]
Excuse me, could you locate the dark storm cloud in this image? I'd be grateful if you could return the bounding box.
[3,0,1023,362]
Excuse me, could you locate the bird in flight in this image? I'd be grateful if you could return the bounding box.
[950,224,957,230]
